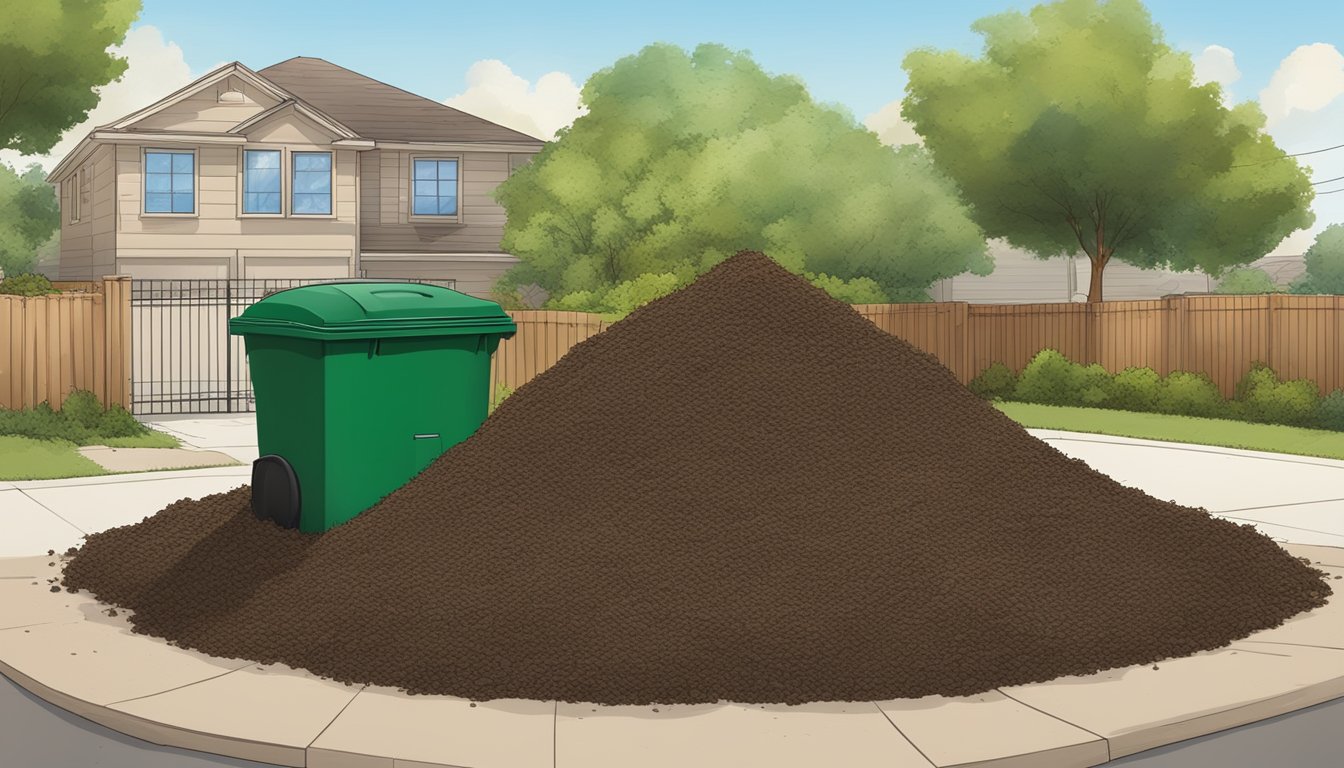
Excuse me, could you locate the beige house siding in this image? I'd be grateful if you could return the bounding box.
[241,251,351,278]
[127,75,277,132]
[360,255,519,298]
[57,157,94,278]
[931,241,1218,304]
[358,150,515,253]
[46,59,543,284]
[111,123,359,278]
[90,145,118,276]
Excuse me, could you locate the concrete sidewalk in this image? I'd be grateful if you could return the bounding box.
[0,415,255,558]
[5,415,1344,557]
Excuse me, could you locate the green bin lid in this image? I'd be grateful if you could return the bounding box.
[228,282,517,341]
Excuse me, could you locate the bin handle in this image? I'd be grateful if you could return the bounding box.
[367,339,383,359]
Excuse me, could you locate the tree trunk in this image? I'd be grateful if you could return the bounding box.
[1086,249,1112,303]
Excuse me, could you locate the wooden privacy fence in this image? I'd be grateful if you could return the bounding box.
[489,310,610,395]
[0,277,132,411]
[6,287,1342,414]
[490,295,1344,400]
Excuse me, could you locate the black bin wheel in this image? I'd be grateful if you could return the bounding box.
[251,455,301,530]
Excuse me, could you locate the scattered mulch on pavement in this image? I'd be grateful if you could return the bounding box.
[61,250,1332,706]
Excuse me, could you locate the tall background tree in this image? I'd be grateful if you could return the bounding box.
[495,43,990,313]
[1289,224,1344,295]
[903,0,1315,303]
[0,0,140,154]
[0,163,59,277]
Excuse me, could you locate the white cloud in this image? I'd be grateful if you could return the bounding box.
[0,25,208,174]
[1192,44,1241,104]
[1263,92,1344,257]
[862,99,923,147]
[1257,45,1344,256]
[1259,43,1344,126]
[443,60,584,142]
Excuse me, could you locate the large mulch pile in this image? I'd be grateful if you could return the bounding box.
[61,250,1331,706]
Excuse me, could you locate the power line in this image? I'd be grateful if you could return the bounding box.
[1288,143,1344,159]
[1313,175,1344,186]
[1232,142,1344,169]
[1316,188,1344,195]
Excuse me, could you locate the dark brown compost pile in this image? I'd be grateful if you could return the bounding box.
[61,250,1332,705]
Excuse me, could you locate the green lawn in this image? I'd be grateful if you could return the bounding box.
[0,436,109,480]
[994,401,1344,461]
[0,429,181,481]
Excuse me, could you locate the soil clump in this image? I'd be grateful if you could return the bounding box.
[62,250,1332,705]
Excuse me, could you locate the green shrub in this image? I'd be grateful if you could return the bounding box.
[0,390,146,442]
[1312,389,1344,431]
[1214,267,1280,294]
[0,272,59,296]
[549,273,690,320]
[0,401,88,442]
[1107,366,1163,412]
[96,404,145,438]
[1251,379,1321,426]
[1231,362,1322,426]
[1075,362,1112,408]
[488,382,515,415]
[1233,361,1277,402]
[968,361,1018,400]
[1013,349,1079,406]
[1156,371,1227,419]
[1234,367,1320,426]
[1297,223,1344,295]
[59,390,104,430]
[805,272,889,304]
[550,289,601,313]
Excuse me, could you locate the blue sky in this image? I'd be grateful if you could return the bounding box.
[138,0,1341,134]
[5,0,1342,257]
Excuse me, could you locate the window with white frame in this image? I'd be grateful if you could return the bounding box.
[144,150,196,214]
[291,151,333,215]
[412,157,459,217]
[242,149,282,214]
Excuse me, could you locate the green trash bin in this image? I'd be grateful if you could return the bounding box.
[228,282,516,533]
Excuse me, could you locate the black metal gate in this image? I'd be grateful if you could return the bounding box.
[130,278,457,415]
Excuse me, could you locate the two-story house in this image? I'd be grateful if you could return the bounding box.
[46,57,544,297]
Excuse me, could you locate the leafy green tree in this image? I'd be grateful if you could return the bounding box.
[0,0,140,154]
[495,43,990,309]
[1289,225,1344,295]
[0,163,60,277]
[903,0,1315,303]
[1214,267,1279,294]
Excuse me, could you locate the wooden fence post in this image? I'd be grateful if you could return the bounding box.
[1267,292,1279,378]
[953,302,971,383]
[102,275,132,410]
[1165,296,1187,378]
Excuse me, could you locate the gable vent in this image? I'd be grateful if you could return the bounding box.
[218,89,246,104]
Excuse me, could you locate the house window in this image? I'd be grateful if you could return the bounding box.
[242,150,282,214]
[144,150,195,214]
[412,158,458,216]
[291,152,332,215]
[66,173,81,223]
[508,153,532,176]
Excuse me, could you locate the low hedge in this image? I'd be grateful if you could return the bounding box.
[0,273,60,296]
[0,390,148,443]
[971,349,1344,432]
